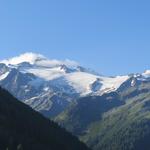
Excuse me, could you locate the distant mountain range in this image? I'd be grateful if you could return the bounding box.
[1,52,150,150]
[0,52,130,117]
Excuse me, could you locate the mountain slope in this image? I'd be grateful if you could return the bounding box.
[55,92,124,135]
[0,87,90,150]
[81,91,150,150]
[56,78,150,150]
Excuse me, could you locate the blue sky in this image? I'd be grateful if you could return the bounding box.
[0,0,150,75]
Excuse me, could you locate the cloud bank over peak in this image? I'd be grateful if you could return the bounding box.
[0,52,79,68]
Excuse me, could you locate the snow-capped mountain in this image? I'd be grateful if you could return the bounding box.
[0,52,149,117]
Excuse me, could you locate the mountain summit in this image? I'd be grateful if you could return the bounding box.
[0,52,149,118]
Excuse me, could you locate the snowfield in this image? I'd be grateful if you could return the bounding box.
[0,52,130,95]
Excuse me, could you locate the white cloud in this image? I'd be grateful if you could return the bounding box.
[0,52,79,67]
[36,59,78,67]
[0,52,45,65]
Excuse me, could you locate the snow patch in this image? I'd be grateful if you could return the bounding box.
[100,76,129,91]
[65,72,129,95]
[26,67,65,80]
[65,72,98,94]
[0,72,9,81]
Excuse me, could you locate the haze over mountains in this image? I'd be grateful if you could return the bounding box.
[1,53,150,150]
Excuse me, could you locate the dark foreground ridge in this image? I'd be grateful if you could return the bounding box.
[0,87,90,150]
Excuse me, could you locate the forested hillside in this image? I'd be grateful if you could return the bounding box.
[0,87,90,150]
